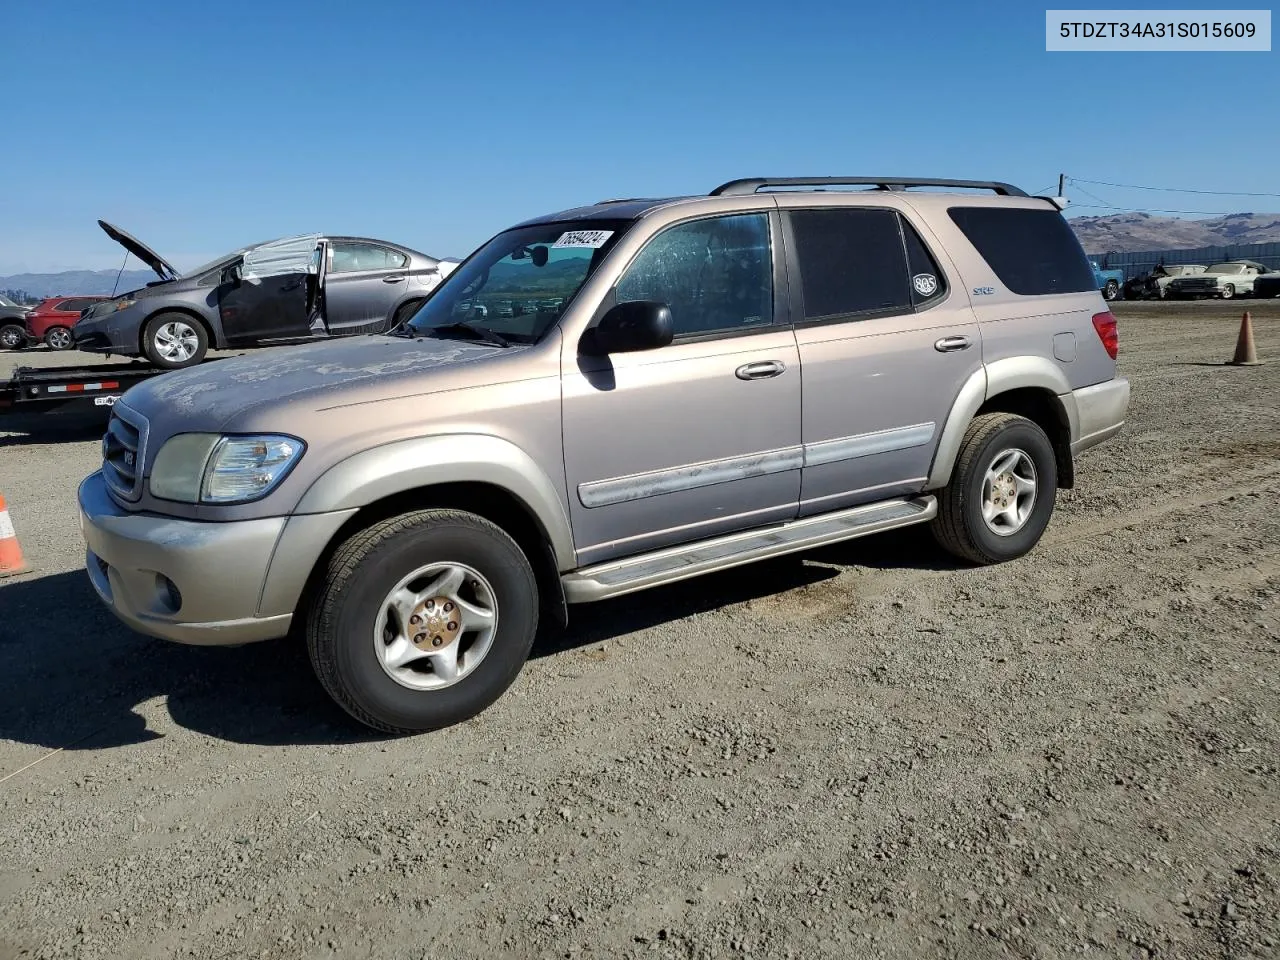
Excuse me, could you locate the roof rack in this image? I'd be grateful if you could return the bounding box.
[709,177,1029,198]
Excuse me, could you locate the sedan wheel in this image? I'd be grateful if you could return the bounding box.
[1221,284,1235,300]
[142,313,209,369]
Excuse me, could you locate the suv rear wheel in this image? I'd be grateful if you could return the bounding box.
[306,509,539,734]
[931,413,1058,565]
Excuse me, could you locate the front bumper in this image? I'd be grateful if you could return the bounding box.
[1071,378,1130,455]
[78,471,292,645]
[72,312,139,354]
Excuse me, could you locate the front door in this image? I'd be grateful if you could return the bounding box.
[322,241,410,335]
[776,201,983,515]
[562,211,802,567]
[217,235,320,346]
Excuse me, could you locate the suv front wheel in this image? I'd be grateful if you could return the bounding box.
[306,509,539,734]
[931,413,1058,565]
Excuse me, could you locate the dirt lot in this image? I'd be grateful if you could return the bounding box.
[1,301,1277,960]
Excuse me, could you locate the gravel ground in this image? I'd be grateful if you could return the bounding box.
[1,301,1277,960]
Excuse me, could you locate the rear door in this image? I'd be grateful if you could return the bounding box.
[777,200,982,515]
[322,241,409,335]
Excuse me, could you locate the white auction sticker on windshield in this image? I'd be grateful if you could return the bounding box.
[552,230,614,249]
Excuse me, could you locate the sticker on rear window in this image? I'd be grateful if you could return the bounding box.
[912,274,938,297]
[552,230,614,249]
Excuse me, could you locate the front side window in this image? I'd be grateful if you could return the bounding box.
[615,213,773,337]
[787,208,914,321]
[405,220,632,345]
[329,242,408,274]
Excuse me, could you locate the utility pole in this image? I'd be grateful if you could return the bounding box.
[1058,173,1066,197]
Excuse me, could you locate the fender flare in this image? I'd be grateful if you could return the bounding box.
[925,357,1079,490]
[293,433,576,569]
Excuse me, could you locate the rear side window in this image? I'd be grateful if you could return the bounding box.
[901,219,948,307]
[948,206,1095,296]
[55,298,88,313]
[787,208,911,320]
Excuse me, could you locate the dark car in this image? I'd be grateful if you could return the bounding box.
[1253,272,1280,299]
[73,221,454,369]
[0,294,32,350]
[24,296,111,349]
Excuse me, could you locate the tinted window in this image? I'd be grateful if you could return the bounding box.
[901,219,948,307]
[947,207,1095,295]
[329,242,408,274]
[787,208,911,320]
[55,298,88,313]
[616,213,773,336]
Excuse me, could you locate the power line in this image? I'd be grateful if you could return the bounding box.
[1068,203,1243,216]
[1068,181,1241,217]
[1070,176,1280,199]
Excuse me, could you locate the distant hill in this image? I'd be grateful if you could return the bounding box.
[1070,212,1280,254]
[0,269,157,299]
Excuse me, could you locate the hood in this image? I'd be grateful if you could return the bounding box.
[119,333,522,436]
[98,220,180,282]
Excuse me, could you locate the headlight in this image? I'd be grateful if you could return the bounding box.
[148,433,305,504]
[114,298,137,312]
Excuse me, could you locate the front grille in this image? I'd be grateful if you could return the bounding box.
[102,406,149,501]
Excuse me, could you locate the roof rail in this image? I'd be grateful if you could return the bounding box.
[709,177,1029,198]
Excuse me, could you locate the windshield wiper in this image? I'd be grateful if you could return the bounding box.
[425,321,512,348]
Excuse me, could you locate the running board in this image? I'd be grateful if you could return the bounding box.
[561,496,937,603]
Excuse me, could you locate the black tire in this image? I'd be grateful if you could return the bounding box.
[44,325,73,350]
[141,312,209,369]
[930,413,1058,566]
[0,323,26,350]
[306,509,539,734]
[1102,279,1120,301]
[391,299,423,329]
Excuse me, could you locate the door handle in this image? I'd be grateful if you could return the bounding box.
[382,275,406,283]
[735,360,787,380]
[934,335,972,353]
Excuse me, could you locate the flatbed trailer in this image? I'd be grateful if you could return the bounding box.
[0,361,177,415]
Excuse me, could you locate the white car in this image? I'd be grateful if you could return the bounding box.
[1140,264,1206,299]
[1165,260,1269,300]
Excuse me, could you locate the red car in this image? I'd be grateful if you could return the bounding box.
[24,296,110,350]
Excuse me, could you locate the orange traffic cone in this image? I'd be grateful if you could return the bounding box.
[1228,311,1259,366]
[0,493,29,578]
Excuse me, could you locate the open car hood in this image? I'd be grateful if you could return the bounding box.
[97,220,180,282]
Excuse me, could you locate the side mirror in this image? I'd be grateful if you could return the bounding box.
[224,263,242,287]
[582,300,673,355]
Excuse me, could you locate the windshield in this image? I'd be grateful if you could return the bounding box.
[0,294,19,307]
[1207,263,1246,274]
[180,247,253,279]
[405,220,633,344]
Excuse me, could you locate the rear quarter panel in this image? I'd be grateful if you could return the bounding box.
[902,196,1118,392]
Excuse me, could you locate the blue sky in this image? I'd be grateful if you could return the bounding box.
[3,0,1276,274]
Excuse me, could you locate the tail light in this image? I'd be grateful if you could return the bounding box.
[1092,311,1119,360]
